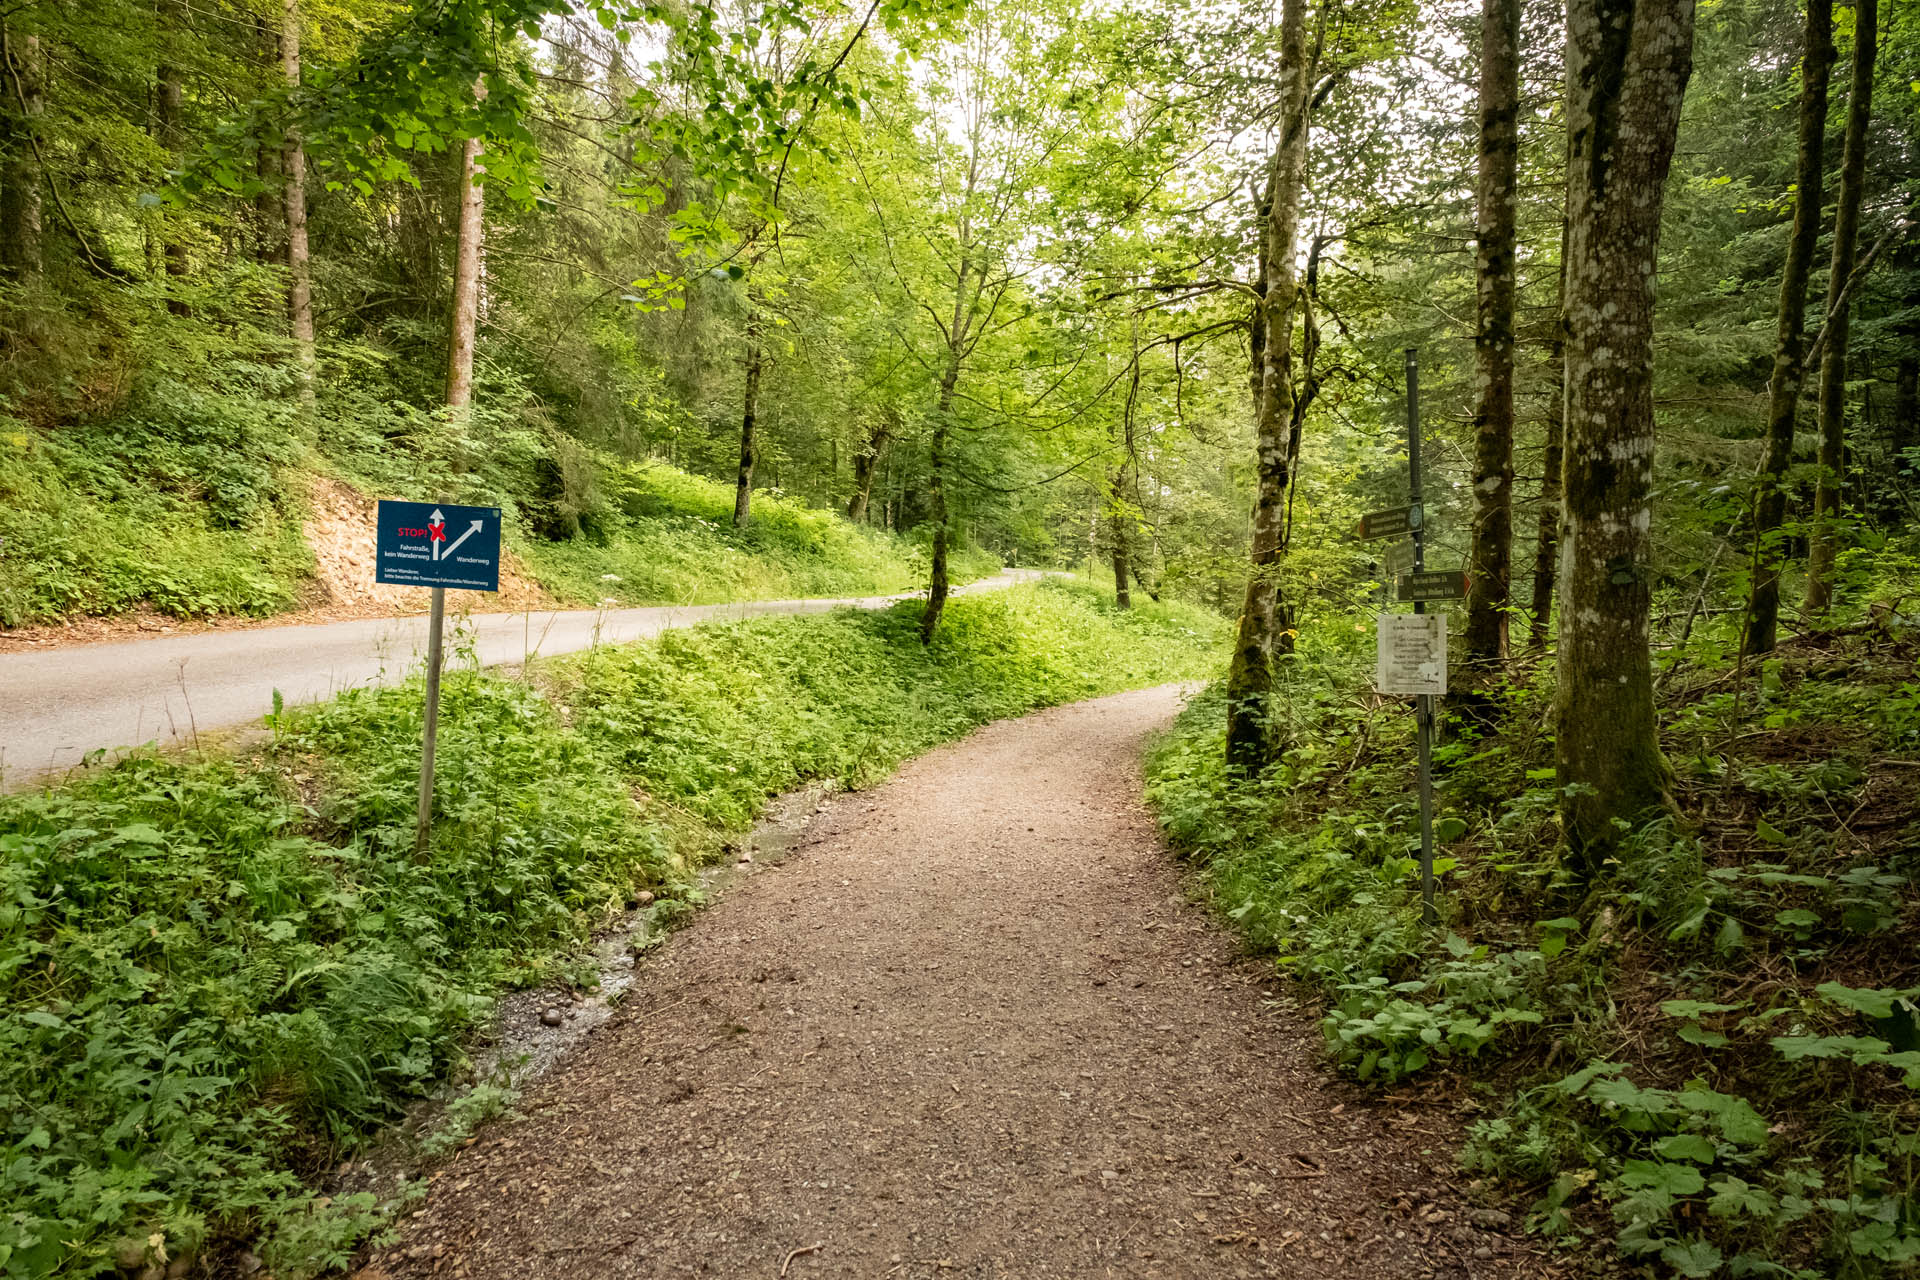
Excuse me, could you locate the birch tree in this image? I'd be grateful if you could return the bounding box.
[1555,0,1695,866]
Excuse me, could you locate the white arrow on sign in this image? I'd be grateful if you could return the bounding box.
[429,509,447,560]
[439,518,486,561]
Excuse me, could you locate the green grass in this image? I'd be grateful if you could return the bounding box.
[0,580,1226,1278]
[512,460,1001,607]
[0,414,310,628]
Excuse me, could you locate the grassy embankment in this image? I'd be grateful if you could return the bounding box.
[0,580,1224,1278]
[0,423,994,628]
[1146,598,1920,1278]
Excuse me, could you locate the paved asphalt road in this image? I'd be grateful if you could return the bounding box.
[0,570,1036,786]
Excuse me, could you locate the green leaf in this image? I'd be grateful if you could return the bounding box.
[1655,1133,1719,1163]
[1620,1160,1707,1196]
[1708,1176,1777,1219]
[1660,1238,1724,1277]
[114,823,167,845]
[1815,982,1903,1019]
[1772,1033,1892,1061]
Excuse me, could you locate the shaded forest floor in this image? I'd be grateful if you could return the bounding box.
[354,686,1549,1280]
[1148,614,1920,1279]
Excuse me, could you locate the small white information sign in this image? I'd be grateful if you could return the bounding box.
[1376,613,1447,695]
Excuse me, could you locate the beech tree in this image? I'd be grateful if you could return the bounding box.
[1554,0,1696,865]
[1464,0,1519,667]
[1224,0,1313,773]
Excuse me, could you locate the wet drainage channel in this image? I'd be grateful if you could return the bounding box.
[331,780,840,1200]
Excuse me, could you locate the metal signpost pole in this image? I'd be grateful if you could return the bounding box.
[414,584,445,857]
[1406,348,1438,926]
[373,498,501,858]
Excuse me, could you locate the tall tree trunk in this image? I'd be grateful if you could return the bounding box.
[0,27,43,284]
[733,305,763,527]
[157,2,189,316]
[920,245,978,644]
[1742,0,1834,654]
[1529,231,1573,652]
[1224,0,1310,775]
[1803,0,1877,614]
[1895,351,1918,478]
[281,0,316,418]
[1109,467,1133,610]
[918,356,961,644]
[1466,0,1521,666]
[1528,349,1565,650]
[1555,0,1695,869]
[847,418,891,522]
[446,126,486,410]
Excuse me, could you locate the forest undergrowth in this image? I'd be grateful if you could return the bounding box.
[0,338,993,629]
[0,580,1224,1279]
[1148,572,1920,1280]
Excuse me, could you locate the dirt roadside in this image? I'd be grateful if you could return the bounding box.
[359,685,1556,1280]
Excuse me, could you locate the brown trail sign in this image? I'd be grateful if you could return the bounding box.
[1357,505,1420,541]
[1397,569,1469,602]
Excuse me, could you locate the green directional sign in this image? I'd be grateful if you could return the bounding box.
[1357,505,1421,541]
[1397,569,1469,602]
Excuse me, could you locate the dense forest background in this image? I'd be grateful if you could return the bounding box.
[0,0,1913,637]
[2,0,1920,1273]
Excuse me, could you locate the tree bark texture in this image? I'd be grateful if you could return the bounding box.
[1742,0,1833,654]
[1466,0,1521,666]
[1224,0,1311,775]
[1803,0,1876,614]
[1555,0,1695,867]
[445,128,486,411]
[847,417,891,522]
[281,0,316,416]
[919,241,979,643]
[0,27,43,283]
[157,1,189,314]
[734,305,763,527]
[918,354,961,644]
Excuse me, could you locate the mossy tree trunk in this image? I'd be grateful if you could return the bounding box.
[1555,0,1695,869]
[1803,0,1877,615]
[1466,0,1520,668]
[1741,0,1834,655]
[0,27,43,284]
[157,0,189,315]
[733,302,763,528]
[847,417,891,522]
[1224,0,1311,775]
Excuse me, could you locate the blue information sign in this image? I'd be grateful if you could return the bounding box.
[375,500,502,592]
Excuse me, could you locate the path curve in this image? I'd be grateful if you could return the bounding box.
[363,686,1543,1280]
[0,571,1038,784]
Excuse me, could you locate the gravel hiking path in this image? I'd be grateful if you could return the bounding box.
[360,686,1551,1280]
